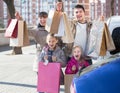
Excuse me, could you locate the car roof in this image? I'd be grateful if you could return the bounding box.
[107,16,120,35]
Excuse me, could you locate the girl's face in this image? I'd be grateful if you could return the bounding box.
[47,37,58,50]
[73,47,82,61]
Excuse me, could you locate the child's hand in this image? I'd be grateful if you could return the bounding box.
[52,56,57,62]
[72,65,76,71]
[79,66,82,70]
[44,55,48,60]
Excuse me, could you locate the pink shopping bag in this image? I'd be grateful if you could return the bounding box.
[37,62,61,93]
[5,19,18,38]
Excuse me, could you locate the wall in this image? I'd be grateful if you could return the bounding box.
[0,30,9,46]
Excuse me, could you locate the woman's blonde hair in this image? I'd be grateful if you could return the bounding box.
[55,0,64,12]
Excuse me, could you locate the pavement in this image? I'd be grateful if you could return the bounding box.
[0,42,65,93]
[1,42,119,93]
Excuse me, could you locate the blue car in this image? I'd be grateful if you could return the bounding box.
[71,57,120,93]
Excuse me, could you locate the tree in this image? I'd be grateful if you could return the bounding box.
[111,0,114,16]
[3,0,22,54]
[3,0,15,18]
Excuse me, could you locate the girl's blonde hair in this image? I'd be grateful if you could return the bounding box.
[46,33,58,42]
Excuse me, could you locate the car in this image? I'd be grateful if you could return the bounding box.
[106,16,120,54]
[71,57,120,93]
[107,15,120,34]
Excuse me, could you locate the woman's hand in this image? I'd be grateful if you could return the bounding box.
[15,11,21,20]
[56,2,63,12]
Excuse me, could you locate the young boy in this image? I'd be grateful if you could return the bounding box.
[29,11,48,72]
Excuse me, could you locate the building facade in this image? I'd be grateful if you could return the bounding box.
[90,0,106,21]
[1,0,90,26]
[0,1,4,27]
[106,0,120,18]
[79,0,90,20]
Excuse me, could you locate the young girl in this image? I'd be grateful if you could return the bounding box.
[65,46,90,74]
[38,33,66,85]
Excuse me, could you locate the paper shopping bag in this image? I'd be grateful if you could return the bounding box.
[62,13,74,43]
[18,20,29,46]
[5,19,18,38]
[37,62,61,93]
[10,20,29,47]
[87,21,105,58]
[45,10,61,34]
[99,23,115,56]
[99,27,106,56]
[104,23,115,51]
[64,74,75,93]
[55,15,65,37]
[45,9,55,32]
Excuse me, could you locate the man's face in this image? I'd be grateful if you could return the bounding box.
[74,8,85,23]
[39,17,47,26]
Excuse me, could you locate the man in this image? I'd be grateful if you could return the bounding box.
[70,4,92,65]
[29,11,48,72]
[70,4,92,93]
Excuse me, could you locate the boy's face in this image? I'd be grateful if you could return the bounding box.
[74,8,85,23]
[47,37,58,50]
[39,17,47,26]
[73,47,82,61]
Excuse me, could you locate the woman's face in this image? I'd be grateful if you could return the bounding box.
[56,2,63,12]
[73,47,82,61]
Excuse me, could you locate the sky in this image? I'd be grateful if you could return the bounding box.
[101,0,105,3]
[90,0,105,3]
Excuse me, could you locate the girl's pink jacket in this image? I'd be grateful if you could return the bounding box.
[65,57,89,74]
